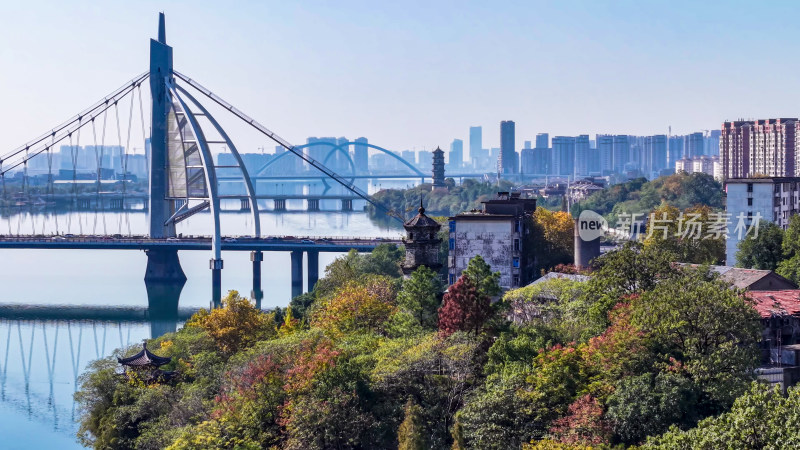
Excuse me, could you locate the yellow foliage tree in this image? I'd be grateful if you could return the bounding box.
[186,290,276,354]
[531,208,574,273]
[311,277,396,337]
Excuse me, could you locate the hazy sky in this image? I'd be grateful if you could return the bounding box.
[2,0,800,155]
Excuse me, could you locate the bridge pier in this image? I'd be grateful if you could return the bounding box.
[341,199,353,211]
[251,250,264,308]
[144,249,187,283]
[274,199,286,211]
[307,250,319,293]
[307,198,320,211]
[290,250,303,299]
[210,258,223,308]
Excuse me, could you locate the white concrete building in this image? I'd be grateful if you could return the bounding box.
[726,178,800,265]
[448,192,537,290]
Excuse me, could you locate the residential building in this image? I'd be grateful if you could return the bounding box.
[535,133,549,150]
[721,121,753,180]
[685,132,704,158]
[597,134,613,174]
[575,135,590,177]
[566,178,605,208]
[500,120,518,174]
[417,150,432,170]
[750,118,798,178]
[552,136,575,176]
[448,192,537,289]
[612,135,630,174]
[520,148,535,175]
[725,177,800,265]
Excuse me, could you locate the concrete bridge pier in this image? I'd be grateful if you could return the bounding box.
[307,250,319,293]
[210,258,223,308]
[145,280,184,338]
[290,250,303,299]
[251,250,264,308]
[144,249,187,284]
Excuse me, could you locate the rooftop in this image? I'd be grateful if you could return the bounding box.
[118,342,172,367]
[528,272,590,285]
[748,290,800,319]
[676,264,797,290]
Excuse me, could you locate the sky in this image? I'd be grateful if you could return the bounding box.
[2,0,800,156]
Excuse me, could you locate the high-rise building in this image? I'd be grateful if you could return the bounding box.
[575,135,590,177]
[520,148,535,175]
[469,126,482,163]
[524,140,532,149]
[668,135,684,169]
[596,134,613,174]
[417,150,432,170]
[705,130,721,156]
[401,150,416,167]
[684,132,704,159]
[612,135,630,174]
[500,121,518,174]
[533,147,551,175]
[750,118,797,178]
[536,133,549,150]
[721,121,753,180]
[552,136,575,176]
[353,137,369,174]
[644,135,668,176]
[449,139,463,169]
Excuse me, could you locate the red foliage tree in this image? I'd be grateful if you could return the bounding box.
[549,394,612,445]
[437,276,490,336]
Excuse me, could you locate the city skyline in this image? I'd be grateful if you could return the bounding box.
[3,1,800,155]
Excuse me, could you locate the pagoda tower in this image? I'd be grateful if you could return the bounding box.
[432,147,446,191]
[402,201,443,277]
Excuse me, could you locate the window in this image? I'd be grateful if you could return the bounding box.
[747,183,753,193]
[747,198,753,206]
[513,239,520,252]
[513,257,520,268]
[514,220,521,233]
[512,274,520,286]
[449,221,456,232]
[408,232,413,239]
[448,274,455,285]
[449,238,455,250]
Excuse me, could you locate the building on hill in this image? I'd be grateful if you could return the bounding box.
[677,264,797,291]
[402,202,442,278]
[447,192,537,289]
[117,342,176,384]
[432,147,446,191]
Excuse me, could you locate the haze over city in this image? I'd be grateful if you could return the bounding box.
[3,0,800,154]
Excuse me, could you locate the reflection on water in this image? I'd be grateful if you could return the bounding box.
[0,279,190,448]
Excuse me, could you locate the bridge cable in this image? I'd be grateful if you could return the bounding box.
[120,94,133,235]
[172,71,403,223]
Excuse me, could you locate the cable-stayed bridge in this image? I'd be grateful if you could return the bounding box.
[0,13,423,306]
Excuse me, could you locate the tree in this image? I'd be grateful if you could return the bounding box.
[548,395,611,446]
[530,208,574,274]
[581,241,678,333]
[398,399,426,450]
[186,290,276,354]
[642,204,725,265]
[644,382,800,449]
[461,255,501,299]
[438,276,491,336]
[396,265,443,329]
[630,267,761,412]
[736,221,784,270]
[311,277,397,337]
[778,214,800,284]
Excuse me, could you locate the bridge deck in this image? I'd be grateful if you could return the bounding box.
[0,235,403,252]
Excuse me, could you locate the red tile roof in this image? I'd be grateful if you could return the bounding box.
[747,290,800,318]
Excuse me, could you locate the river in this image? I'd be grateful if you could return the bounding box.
[0,196,406,448]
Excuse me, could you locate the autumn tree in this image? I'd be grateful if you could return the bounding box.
[530,208,574,274]
[186,290,276,354]
[311,276,397,337]
[438,276,491,336]
[548,395,611,446]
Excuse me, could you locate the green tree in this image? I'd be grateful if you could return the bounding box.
[398,399,426,450]
[581,241,678,333]
[462,255,502,299]
[642,204,725,265]
[778,214,800,284]
[645,382,800,449]
[736,221,785,270]
[630,267,761,412]
[397,265,443,329]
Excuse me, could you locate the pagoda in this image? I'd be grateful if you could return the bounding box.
[402,200,442,277]
[432,147,446,191]
[117,342,176,383]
